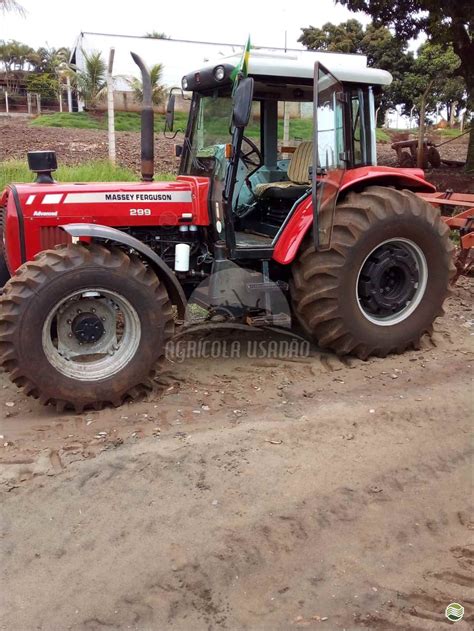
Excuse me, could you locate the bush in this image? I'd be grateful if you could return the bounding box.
[26,73,59,100]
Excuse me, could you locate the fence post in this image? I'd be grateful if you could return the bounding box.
[66,76,73,112]
[4,91,8,114]
[107,48,116,163]
[409,105,416,130]
[283,102,290,145]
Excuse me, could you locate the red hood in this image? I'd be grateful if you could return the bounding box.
[10,176,210,225]
[2,175,211,273]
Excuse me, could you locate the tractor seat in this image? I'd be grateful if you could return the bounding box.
[254,141,313,199]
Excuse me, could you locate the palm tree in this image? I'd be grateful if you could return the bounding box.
[0,0,24,13]
[127,63,166,106]
[74,50,107,110]
[33,46,71,73]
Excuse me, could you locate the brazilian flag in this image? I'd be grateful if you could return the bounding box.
[231,36,251,83]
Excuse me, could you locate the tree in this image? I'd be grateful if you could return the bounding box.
[401,43,461,164]
[31,46,70,74]
[145,31,169,39]
[299,20,414,123]
[73,50,106,110]
[25,73,59,100]
[0,39,35,92]
[299,19,364,53]
[127,63,166,106]
[336,0,474,171]
[0,0,24,14]
[440,76,467,126]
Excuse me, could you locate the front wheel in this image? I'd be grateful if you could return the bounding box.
[0,253,10,289]
[0,208,10,288]
[291,186,455,359]
[0,244,174,410]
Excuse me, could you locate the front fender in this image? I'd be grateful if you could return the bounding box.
[272,167,436,265]
[61,223,186,318]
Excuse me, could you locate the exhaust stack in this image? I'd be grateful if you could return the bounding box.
[131,52,154,182]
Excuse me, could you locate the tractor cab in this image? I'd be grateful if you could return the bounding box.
[173,52,392,257]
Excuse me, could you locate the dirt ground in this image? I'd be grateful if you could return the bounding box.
[0,117,179,174]
[0,117,473,630]
[0,275,473,631]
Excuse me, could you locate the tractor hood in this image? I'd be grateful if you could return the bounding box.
[2,176,210,272]
[8,177,210,225]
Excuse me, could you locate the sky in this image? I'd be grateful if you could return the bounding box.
[1,0,371,50]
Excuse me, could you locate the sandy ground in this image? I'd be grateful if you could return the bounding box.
[0,276,473,631]
[0,117,473,630]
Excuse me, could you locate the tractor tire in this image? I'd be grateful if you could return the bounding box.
[0,243,174,411]
[399,151,414,168]
[0,208,10,288]
[0,254,9,289]
[291,186,455,359]
[427,146,441,168]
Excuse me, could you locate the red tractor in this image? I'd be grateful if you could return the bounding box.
[0,53,453,410]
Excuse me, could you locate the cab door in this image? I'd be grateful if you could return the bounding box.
[312,63,347,250]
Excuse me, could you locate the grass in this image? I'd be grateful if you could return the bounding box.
[30,111,402,145]
[30,111,189,133]
[0,160,175,190]
[375,128,391,143]
[389,127,470,139]
[28,111,326,142]
[428,127,470,139]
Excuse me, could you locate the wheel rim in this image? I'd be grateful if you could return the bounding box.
[356,238,428,326]
[42,288,141,381]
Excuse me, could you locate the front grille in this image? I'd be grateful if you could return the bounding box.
[40,227,71,250]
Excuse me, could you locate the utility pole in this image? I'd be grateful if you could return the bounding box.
[107,48,116,164]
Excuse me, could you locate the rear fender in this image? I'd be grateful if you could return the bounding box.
[273,168,436,265]
[61,223,186,318]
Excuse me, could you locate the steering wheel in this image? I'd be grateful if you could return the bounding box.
[240,136,262,170]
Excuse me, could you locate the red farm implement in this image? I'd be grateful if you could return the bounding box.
[417,191,474,281]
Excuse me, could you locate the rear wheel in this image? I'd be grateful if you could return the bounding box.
[0,244,174,410]
[291,186,455,359]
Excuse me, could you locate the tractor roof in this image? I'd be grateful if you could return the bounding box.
[182,50,393,92]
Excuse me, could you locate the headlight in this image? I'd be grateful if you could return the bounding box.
[181,77,188,90]
[214,65,225,81]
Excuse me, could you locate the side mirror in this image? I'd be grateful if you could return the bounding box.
[165,94,175,132]
[232,77,254,129]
